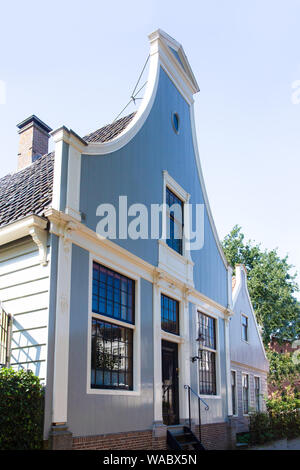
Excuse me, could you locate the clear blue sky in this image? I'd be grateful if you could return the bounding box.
[0,0,299,295]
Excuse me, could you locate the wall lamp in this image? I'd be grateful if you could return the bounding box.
[191,355,201,363]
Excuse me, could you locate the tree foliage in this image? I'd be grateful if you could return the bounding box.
[267,385,300,412]
[267,349,300,391]
[0,368,44,450]
[222,225,300,345]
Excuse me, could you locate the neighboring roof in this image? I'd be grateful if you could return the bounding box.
[0,113,135,229]
[232,276,236,290]
[83,112,136,143]
[0,152,54,229]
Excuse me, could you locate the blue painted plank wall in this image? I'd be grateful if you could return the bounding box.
[80,67,228,307]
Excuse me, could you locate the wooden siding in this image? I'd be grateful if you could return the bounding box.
[231,363,268,433]
[0,236,50,382]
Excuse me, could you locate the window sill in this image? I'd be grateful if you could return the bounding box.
[87,387,141,396]
[91,312,136,330]
[241,338,249,344]
[200,395,221,400]
[158,239,194,265]
[158,240,194,287]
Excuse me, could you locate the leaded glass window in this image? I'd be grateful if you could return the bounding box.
[92,262,135,324]
[161,294,179,335]
[198,312,217,395]
[91,318,133,390]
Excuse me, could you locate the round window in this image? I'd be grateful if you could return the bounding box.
[172,112,180,134]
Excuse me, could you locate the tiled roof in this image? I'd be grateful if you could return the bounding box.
[232,276,236,290]
[0,113,135,229]
[83,112,136,143]
[0,152,54,228]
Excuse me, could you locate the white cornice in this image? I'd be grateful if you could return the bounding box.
[45,208,229,317]
[231,360,269,374]
[0,215,47,246]
[51,127,87,153]
[0,215,48,265]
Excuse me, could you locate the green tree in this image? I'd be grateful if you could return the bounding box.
[222,225,300,345]
[267,349,300,392]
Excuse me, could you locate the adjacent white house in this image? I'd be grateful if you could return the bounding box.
[230,264,269,433]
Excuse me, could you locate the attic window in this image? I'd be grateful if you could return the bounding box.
[172,112,180,134]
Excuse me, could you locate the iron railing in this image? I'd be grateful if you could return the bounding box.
[0,304,12,368]
[184,384,209,443]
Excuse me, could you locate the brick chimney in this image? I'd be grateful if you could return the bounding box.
[17,115,52,170]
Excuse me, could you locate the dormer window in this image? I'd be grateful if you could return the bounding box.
[241,314,248,342]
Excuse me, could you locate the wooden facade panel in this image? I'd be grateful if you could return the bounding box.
[0,263,49,289]
[12,327,47,349]
[0,250,41,276]
[11,344,47,365]
[4,291,49,316]
[0,278,49,301]
[12,308,48,331]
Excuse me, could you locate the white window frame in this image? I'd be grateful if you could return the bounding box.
[242,372,250,416]
[254,375,261,412]
[161,170,191,258]
[158,171,194,287]
[241,313,249,343]
[231,369,238,417]
[196,310,221,399]
[86,253,141,396]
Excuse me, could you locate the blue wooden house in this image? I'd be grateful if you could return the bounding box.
[0,29,237,450]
